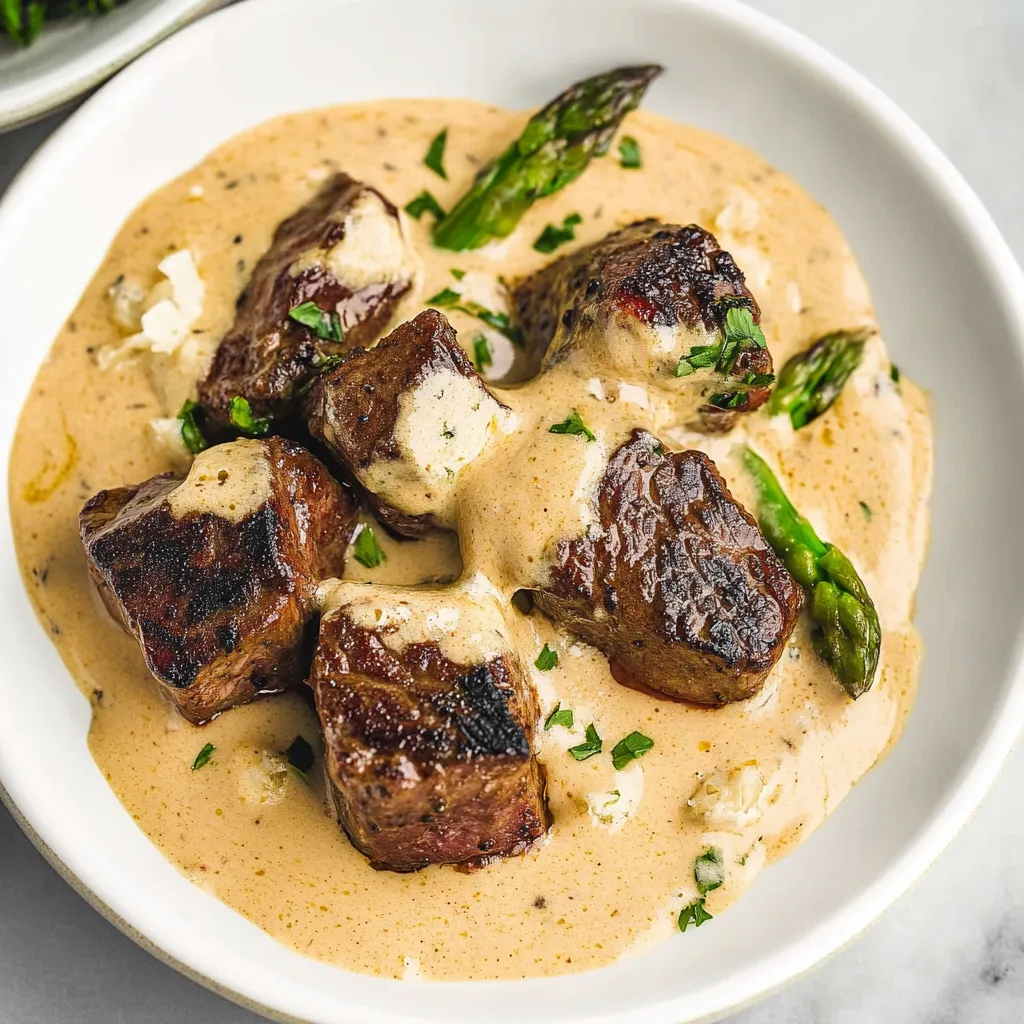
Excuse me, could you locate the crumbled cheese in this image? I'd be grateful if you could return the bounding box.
[188,184,204,200]
[617,382,651,410]
[148,416,192,471]
[688,765,772,831]
[586,763,644,831]
[100,249,205,368]
[322,192,410,289]
[714,186,761,235]
[107,275,148,332]
[586,377,605,400]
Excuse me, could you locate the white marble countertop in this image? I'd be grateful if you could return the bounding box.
[2,1,1023,1020]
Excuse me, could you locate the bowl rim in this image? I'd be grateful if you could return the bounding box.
[0,0,219,131]
[2,0,1023,1021]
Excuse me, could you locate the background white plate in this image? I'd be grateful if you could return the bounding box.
[2,1,1024,1022]
[0,0,221,130]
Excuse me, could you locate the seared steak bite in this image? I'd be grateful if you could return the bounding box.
[199,173,419,429]
[511,219,773,427]
[533,431,802,705]
[311,580,549,871]
[306,309,515,537]
[80,438,356,724]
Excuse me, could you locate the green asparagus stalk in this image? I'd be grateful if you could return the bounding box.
[431,64,662,251]
[768,328,870,429]
[742,447,880,698]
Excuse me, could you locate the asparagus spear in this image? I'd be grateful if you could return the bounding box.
[741,447,880,698]
[1,0,124,47]
[768,328,870,429]
[431,64,662,251]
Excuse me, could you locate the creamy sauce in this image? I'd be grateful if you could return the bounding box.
[8,99,932,981]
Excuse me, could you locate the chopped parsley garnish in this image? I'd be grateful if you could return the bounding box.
[404,190,446,221]
[890,363,901,385]
[284,735,315,780]
[424,128,448,179]
[548,409,596,442]
[544,702,574,731]
[694,846,725,895]
[441,422,456,439]
[677,898,713,932]
[422,285,523,346]
[533,212,582,254]
[228,395,270,436]
[618,135,642,169]
[472,333,492,373]
[177,399,208,454]
[450,268,466,281]
[352,525,386,569]
[569,723,602,761]
[610,730,654,771]
[191,743,215,771]
[675,304,767,378]
[427,286,462,306]
[859,500,872,521]
[288,300,342,342]
[461,302,523,346]
[535,644,559,671]
[295,354,344,397]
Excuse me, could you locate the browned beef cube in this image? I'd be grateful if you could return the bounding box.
[533,430,802,705]
[511,219,773,429]
[199,174,419,428]
[305,309,514,537]
[80,437,356,723]
[311,581,549,871]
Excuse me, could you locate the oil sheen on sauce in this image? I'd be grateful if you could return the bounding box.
[8,99,933,981]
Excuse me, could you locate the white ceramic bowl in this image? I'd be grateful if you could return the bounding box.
[0,0,221,130]
[2,1,1023,1022]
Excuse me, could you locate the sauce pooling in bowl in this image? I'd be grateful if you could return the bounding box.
[8,98,932,980]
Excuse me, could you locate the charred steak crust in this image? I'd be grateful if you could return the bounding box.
[511,219,773,422]
[80,438,357,723]
[312,612,548,872]
[198,173,413,428]
[533,430,803,705]
[306,308,509,537]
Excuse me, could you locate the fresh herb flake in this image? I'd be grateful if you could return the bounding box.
[890,363,901,385]
[352,525,386,569]
[472,333,492,374]
[177,399,208,455]
[694,846,725,895]
[191,743,215,771]
[610,730,654,771]
[427,286,462,307]
[458,301,523,347]
[424,128,448,180]
[859,500,872,521]
[549,409,596,442]
[533,212,583,254]
[404,190,446,221]
[568,723,602,761]
[544,702,574,731]
[618,135,642,169]
[450,268,466,281]
[678,898,713,932]
[289,300,342,342]
[674,303,766,379]
[535,644,559,671]
[228,395,270,436]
